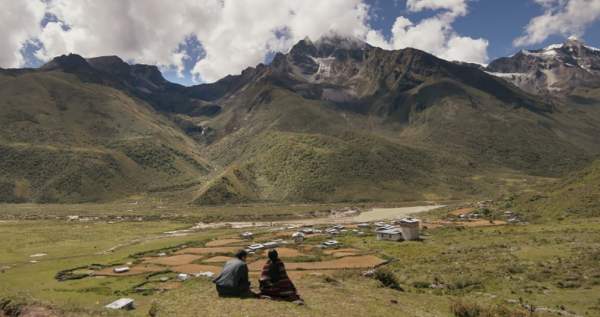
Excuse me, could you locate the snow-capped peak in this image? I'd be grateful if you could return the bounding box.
[544,43,563,50]
[486,35,600,96]
[585,44,600,52]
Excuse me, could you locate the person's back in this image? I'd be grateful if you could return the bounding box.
[259,249,303,304]
[213,250,252,297]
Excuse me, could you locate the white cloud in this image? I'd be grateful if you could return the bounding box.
[191,0,372,82]
[0,0,45,67]
[1,0,489,81]
[407,0,468,16]
[30,0,372,82]
[372,0,489,64]
[515,0,600,46]
[36,0,222,77]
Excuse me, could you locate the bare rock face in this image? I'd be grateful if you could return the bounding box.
[486,36,600,96]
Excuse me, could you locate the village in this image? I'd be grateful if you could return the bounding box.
[3,200,596,317]
[50,203,521,311]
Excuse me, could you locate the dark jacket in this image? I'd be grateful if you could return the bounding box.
[213,258,250,296]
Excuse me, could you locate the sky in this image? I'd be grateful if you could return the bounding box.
[2,0,600,86]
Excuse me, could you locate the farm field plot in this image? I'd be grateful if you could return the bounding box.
[1,206,600,317]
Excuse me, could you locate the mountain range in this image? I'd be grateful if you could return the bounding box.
[1,35,600,205]
[486,36,600,102]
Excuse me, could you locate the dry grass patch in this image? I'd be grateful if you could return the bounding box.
[94,263,165,276]
[275,247,305,258]
[171,264,222,274]
[203,256,233,263]
[145,254,203,266]
[174,247,240,255]
[205,239,243,247]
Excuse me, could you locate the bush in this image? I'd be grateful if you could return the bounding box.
[373,268,403,291]
[451,300,482,317]
[149,302,159,317]
[451,299,529,317]
[412,281,432,289]
[449,277,482,290]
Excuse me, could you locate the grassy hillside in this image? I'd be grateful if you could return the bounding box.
[508,159,600,221]
[3,44,600,206]
[0,71,211,203]
[1,216,599,316]
[192,76,598,205]
[401,79,593,176]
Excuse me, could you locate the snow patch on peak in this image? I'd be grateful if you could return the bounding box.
[584,44,600,52]
[310,56,336,78]
[544,43,563,50]
[521,49,556,58]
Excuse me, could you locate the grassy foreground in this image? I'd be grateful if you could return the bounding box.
[1,207,599,316]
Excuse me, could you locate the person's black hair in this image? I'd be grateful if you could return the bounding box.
[235,249,248,260]
[267,249,280,282]
[268,249,279,261]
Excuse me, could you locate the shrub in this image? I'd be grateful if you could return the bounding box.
[451,299,529,317]
[449,277,482,290]
[557,280,581,289]
[451,300,481,317]
[149,302,159,317]
[413,281,432,289]
[373,268,403,291]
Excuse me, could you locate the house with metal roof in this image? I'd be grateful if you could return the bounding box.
[376,229,403,241]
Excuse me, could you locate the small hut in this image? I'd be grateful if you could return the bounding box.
[292,232,305,244]
[376,229,402,241]
[240,232,254,239]
[399,218,420,241]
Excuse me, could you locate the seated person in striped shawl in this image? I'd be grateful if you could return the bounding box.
[259,249,303,304]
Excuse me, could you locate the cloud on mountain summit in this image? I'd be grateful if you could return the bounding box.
[515,0,600,46]
[367,0,489,65]
[8,0,598,84]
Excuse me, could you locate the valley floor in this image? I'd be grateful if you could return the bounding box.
[0,204,599,316]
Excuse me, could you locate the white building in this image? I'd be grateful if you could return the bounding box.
[301,227,314,234]
[375,224,395,232]
[240,232,254,239]
[399,218,420,241]
[322,240,339,247]
[248,243,264,251]
[376,229,403,241]
[105,298,134,310]
[113,266,130,274]
[263,241,279,249]
[292,232,305,244]
[325,228,340,235]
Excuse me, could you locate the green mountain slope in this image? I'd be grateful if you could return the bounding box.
[510,159,600,220]
[190,38,600,204]
[2,36,600,205]
[0,70,211,203]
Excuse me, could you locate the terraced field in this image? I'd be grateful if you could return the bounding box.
[1,203,599,316]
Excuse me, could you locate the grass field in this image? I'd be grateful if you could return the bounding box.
[1,204,599,317]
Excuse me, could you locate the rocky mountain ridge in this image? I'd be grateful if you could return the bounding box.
[1,36,600,204]
[486,36,600,98]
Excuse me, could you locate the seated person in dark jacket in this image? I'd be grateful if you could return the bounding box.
[213,249,255,297]
[259,249,303,303]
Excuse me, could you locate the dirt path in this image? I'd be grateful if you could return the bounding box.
[190,205,445,230]
[351,205,445,222]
